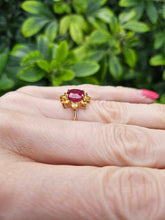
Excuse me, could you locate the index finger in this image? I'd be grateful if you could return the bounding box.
[17,84,159,103]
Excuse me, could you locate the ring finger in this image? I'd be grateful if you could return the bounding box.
[0,91,164,129]
[17,84,159,103]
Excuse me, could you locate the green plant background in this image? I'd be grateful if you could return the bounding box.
[0,0,165,102]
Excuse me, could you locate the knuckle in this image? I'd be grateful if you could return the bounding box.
[96,101,129,123]
[117,126,153,166]
[101,167,160,220]
[101,124,153,166]
[0,109,33,156]
[118,126,150,165]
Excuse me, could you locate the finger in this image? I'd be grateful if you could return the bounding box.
[1,162,165,220]
[0,91,164,129]
[17,84,159,103]
[1,108,165,168]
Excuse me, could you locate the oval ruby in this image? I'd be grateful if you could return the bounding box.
[67,89,84,102]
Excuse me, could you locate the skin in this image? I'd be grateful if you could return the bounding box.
[0,84,164,220]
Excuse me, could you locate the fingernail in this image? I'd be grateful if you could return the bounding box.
[140,89,159,100]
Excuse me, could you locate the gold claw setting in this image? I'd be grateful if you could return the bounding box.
[60,89,91,120]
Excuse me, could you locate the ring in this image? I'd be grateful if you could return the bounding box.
[60,89,91,121]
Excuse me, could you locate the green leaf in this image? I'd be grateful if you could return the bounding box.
[162,4,165,19]
[154,32,165,49]
[72,0,89,13]
[150,54,165,66]
[119,10,136,24]
[95,8,114,23]
[126,37,139,47]
[70,15,87,31]
[100,0,108,6]
[50,60,58,69]
[133,2,145,20]
[64,52,77,66]
[109,54,123,79]
[123,21,150,32]
[87,16,108,30]
[60,69,75,81]
[21,51,44,66]
[22,16,50,37]
[56,41,69,63]
[109,38,121,54]
[22,1,53,18]
[73,46,87,61]
[18,66,46,82]
[0,49,8,74]
[123,48,137,67]
[119,0,139,7]
[109,16,119,34]
[0,74,14,90]
[71,62,100,77]
[88,30,110,44]
[59,15,71,35]
[87,0,107,14]
[37,35,49,60]
[87,50,105,62]
[10,44,31,58]
[70,22,83,44]
[45,21,58,42]
[146,2,158,24]
[49,43,58,60]
[37,59,50,72]
[53,2,71,14]
[52,77,62,86]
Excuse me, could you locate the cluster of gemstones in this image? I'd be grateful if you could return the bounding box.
[60,89,91,110]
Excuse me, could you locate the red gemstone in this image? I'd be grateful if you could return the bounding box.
[67,89,84,102]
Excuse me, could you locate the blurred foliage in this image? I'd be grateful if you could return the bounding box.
[0,0,25,50]
[0,0,165,102]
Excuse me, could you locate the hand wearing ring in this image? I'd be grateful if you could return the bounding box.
[0,84,163,220]
[60,89,91,120]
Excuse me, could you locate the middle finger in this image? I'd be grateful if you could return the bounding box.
[1,108,165,168]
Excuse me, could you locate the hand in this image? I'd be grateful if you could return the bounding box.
[0,85,163,220]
